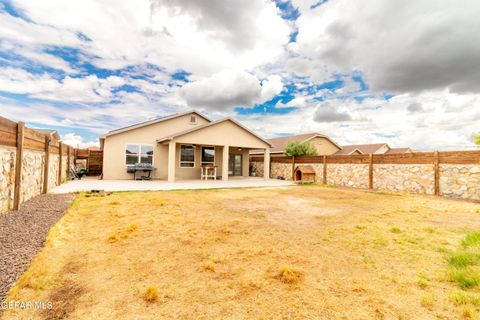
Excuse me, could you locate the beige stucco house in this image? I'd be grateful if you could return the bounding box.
[100,110,272,181]
[250,132,341,156]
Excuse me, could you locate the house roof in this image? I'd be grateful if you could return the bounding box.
[294,165,315,174]
[156,117,273,147]
[100,110,211,138]
[386,147,412,154]
[335,143,389,155]
[250,132,340,154]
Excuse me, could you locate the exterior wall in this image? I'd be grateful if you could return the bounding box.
[327,164,369,188]
[0,147,16,212]
[440,164,480,201]
[373,164,434,194]
[103,115,269,180]
[306,137,341,155]
[21,150,45,203]
[171,120,271,149]
[102,113,210,180]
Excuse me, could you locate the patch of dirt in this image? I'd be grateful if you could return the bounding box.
[224,195,342,230]
[41,280,85,320]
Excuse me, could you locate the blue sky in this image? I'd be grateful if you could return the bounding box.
[0,0,479,149]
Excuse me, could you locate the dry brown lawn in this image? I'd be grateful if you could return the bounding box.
[3,185,480,319]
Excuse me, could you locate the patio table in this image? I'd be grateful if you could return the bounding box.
[201,165,217,180]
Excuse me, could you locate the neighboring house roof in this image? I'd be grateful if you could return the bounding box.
[334,148,364,155]
[35,129,60,140]
[335,143,390,155]
[386,147,413,154]
[156,117,273,147]
[100,110,211,138]
[250,132,340,154]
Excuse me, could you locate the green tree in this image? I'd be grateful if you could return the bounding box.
[473,134,480,148]
[284,141,318,157]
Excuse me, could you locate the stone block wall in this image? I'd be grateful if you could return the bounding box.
[0,147,16,212]
[373,164,435,195]
[61,155,68,182]
[440,164,480,201]
[48,154,59,192]
[271,162,292,180]
[21,150,45,203]
[327,164,369,188]
[250,158,480,201]
[250,161,264,177]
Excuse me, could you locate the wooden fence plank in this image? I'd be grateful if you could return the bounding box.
[13,122,24,210]
[0,116,18,133]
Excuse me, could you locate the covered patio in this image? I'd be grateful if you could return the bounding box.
[156,118,272,182]
[50,176,292,193]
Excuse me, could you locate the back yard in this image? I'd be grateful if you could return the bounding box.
[3,186,480,319]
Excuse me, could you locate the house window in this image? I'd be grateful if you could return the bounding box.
[180,145,195,167]
[125,144,153,165]
[201,146,215,165]
[190,115,197,124]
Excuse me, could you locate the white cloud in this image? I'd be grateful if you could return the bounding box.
[61,133,99,148]
[180,69,283,110]
[9,0,290,75]
[240,90,480,151]
[0,68,128,102]
[292,0,480,93]
[313,102,352,122]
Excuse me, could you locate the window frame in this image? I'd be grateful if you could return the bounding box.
[190,115,197,124]
[125,143,154,166]
[179,144,196,168]
[201,146,215,165]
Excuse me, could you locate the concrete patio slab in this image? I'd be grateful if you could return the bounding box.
[50,177,293,193]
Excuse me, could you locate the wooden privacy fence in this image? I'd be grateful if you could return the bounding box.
[0,116,103,211]
[250,150,480,197]
[75,149,103,175]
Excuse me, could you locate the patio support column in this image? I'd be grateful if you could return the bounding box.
[264,148,270,179]
[168,140,176,182]
[222,145,229,181]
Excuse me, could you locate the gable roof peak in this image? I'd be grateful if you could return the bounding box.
[100,109,211,138]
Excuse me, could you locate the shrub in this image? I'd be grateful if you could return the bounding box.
[462,232,480,248]
[449,269,480,289]
[284,141,317,157]
[203,260,216,272]
[450,290,480,307]
[390,227,402,234]
[277,265,305,284]
[142,285,159,303]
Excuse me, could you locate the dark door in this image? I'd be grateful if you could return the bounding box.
[228,154,242,176]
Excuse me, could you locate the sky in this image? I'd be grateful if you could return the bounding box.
[0,0,479,150]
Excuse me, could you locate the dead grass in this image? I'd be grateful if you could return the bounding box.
[3,185,480,319]
[276,265,304,284]
[142,286,159,303]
